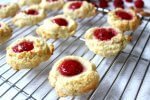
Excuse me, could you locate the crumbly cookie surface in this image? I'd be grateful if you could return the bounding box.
[84,27,130,57]
[49,56,100,97]
[0,22,12,44]
[6,36,54,70]
[19,0,41,6]
[63,1,96,19]
[108,8,141,32]
[0,3,19,18]
[12,5,46,27]
[36,15,77,39]
[40,0,64,11]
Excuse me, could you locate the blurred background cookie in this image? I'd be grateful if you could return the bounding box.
[0,22,12,44]
[18,0,41,6]
[12,5,46,27]
[107,8,141,32]
[40,0,64,11]
[63,1,96,19]
[0,3,19,18]
[36,15,78,39]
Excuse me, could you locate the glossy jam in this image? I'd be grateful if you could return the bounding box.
[12,41,34,53]
[94,28,117,41]
[58,59,83,76]
[25,9,38,15]
[115,10,133,20]
[52,18,68,26]
[69,2,82,10]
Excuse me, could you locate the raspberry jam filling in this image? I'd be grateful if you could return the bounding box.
[52,18,68,26]
[115,10,133,20]
[69,1,82,10]
[58,59,84,76]
[25,9,38,15]
[12,41,34,53]
[94,28,117,41]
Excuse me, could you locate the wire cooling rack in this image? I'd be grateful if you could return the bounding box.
[0,2,150,100]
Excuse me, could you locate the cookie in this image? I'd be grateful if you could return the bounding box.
[84,27,131,57]
[63,1,96,19]
[49,56,100,97]
[40,0,64,11]
[6,36,54,70]
[19,0,41,6]
[0,22,12,44]
[0,3,19,18]
[12,5,46,27]
[36,15,77,39]
[108,8,141,32]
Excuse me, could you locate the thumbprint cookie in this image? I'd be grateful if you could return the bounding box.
[0,22,12,44]
[0,3,19,18]
[63,1,96,19]
[49,56,100,97]
[108,8,141,32]
[36,15,77,39]
[19,0,41,6]
[40,0,64,11]
[12,5,46,27]
[6,36,54,70]
[84,27,131,57]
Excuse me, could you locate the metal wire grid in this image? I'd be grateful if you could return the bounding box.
[0,10,149,100]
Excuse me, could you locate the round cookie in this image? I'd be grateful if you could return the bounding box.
[12,5,46,27]
[36,15,77,39]
[0,22,12,44]
[63,1,96,19]
[40,0,64,11]
[6,36,54,70]
[84,27,131,57]
[49,56,100,97]
[108,8,141,32]
[19,0,41,6]
[0,3,19,18]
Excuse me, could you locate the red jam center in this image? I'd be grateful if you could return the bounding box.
[115,10,133,20]
[94,28,117,41]
[12,41,34,53]
[25,9,38,15]
[58,59,84,76]
[52,18,68,26]
[69,2,82,10]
